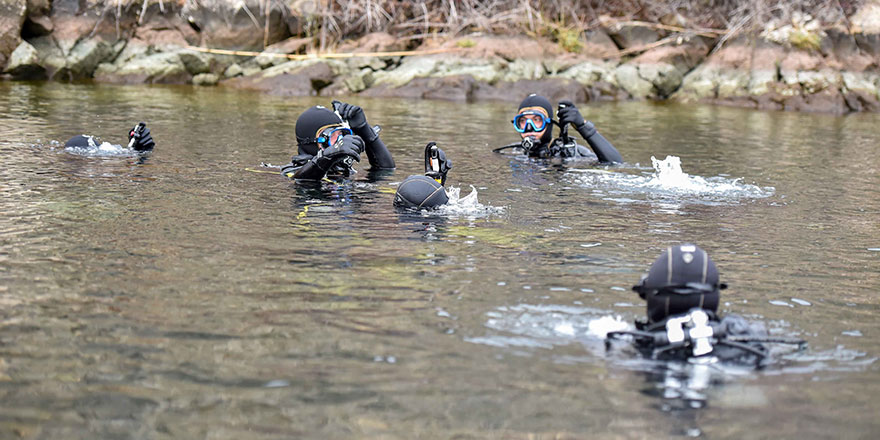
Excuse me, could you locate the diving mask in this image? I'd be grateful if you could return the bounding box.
[512,111,551,133]
[316,125,354,149]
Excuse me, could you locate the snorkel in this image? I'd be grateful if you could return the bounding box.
[424,141,450,185]
[128,122,145,149]
[554,102,576,156]
[327,101,357,174]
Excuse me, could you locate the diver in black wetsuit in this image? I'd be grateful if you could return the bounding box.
[495,94,623,164]
[64,122,156,152]
[394,142,453,209]
[606,244,806,366]
[280,101,395,181]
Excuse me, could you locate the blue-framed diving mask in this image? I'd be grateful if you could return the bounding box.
[316,125,354,149]
[512,111,551,133]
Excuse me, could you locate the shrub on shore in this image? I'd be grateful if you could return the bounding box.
[294,0,856,50]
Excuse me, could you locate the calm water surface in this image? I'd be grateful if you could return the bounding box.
[0,82,878,439]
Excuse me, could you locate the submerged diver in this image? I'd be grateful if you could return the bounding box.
[280,101,395,181]
[606,244,805,366]
[394,142,453,209]
[495,94,623,164]
[64,122,156,152]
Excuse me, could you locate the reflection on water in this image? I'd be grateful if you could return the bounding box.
[1,82,879,438]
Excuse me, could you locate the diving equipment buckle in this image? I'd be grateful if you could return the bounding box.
[664,310,715,357]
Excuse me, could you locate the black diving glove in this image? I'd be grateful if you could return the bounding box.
[333,101,378,142]
[423,141,452,185]
[311,135,364,172]
[128,122,155,151]
[556,100,587,130]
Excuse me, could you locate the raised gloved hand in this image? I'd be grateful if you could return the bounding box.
[423,141,452,185]
[332,101,368,130]
[556,100,586,129]
[311,134,363,171]
[332,100,382,144]
[128,122,155,151]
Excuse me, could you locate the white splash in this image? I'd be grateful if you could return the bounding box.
[64,136,137,157]
[587,315,631,338]
[432,185,504,218]
[567,155,774,204]
[465,303,632,351]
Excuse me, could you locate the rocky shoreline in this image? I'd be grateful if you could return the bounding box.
[4,0,880,114]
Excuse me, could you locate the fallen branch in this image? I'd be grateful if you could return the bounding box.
[617,34,682,56]
[185,45,460,60]
[603,19,726,38]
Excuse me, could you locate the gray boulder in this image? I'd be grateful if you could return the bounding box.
[614,64,654,98]
[371,56,440,87]
[95,52,190,84]
[343,68,374,93]
[178,50,212,75]
[471,78,588,103]
[674,64,720,100]
[28,35,66,79]
[224,59,339,96]
[192,73,219,86]
[5,40,45,79]
[637,63,684,98]
[363,75,478,101]
[224,63,243,78]
[23,0,51,36]
[64,38,116,77]
[182,0,290,50]
[0,0,27,70]
[606,23,660,50]
[498,59,543,82]
[435,58,502,83]
[583,29,620,58]
[560,61,616,87]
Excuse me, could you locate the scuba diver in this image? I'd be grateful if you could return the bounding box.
[606,244,806,366]
[280,101,395,181]
[394,142,453,209]
[64,122,156,152]
[495,94,623,164]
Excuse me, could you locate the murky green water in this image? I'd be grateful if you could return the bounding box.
[1,81,878,439]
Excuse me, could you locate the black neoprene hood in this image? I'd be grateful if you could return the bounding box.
[295,106,343,156]
[638,244,726,323]
[517,94,554,144]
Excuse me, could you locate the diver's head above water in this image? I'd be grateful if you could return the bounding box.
[632,244,727,324]
[394,142,452,209]
[513,94,554,146]
[295,106,347,156]
[63,122,155,152]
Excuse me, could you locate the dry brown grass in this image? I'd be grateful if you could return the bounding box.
[80,0,862,51]
[301,0,858,48]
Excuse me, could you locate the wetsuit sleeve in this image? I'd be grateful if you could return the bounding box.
[291,161,328,180]
[361,131,395,169]
[576,121,623,164]
[281,154,325,180]
[339,103,395,169]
